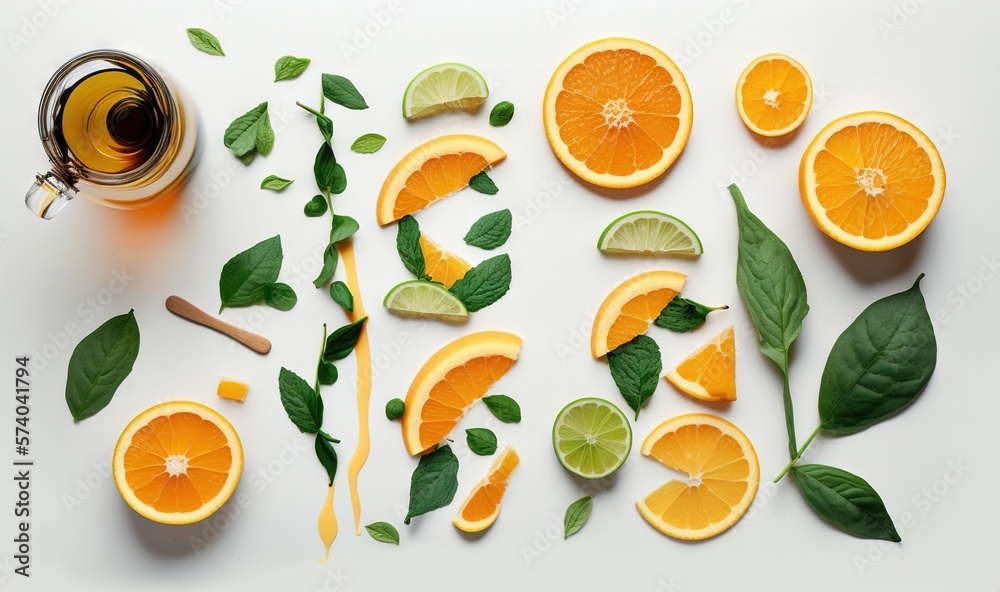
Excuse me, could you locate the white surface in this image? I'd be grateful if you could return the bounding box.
[1,1,996,590]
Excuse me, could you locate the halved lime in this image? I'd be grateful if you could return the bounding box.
[597,210,703,256]
[552,397,632,479]
[383,280,469,321]
[402,63,489,120]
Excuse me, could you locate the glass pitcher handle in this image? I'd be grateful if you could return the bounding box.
[25,172,76,219]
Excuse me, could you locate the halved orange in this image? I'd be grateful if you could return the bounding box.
[112,401,243,525]
[666,326,737,403]
[591,270,686,358]
[637,413,759,540]
[401,331,521,455]
[800,111,946,251]
[543,38,693,188]
[376,134,506,225]
[420,234,471,288]
[453,446,520,532]
[736,54,812,137]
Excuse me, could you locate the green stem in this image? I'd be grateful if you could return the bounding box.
[773,426,821,483]
[313,323,328,391]
[781,351,797,459]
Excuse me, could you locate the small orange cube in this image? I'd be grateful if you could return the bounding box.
[217,378,249,402]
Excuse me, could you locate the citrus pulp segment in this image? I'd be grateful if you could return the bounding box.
[666,326,737,402]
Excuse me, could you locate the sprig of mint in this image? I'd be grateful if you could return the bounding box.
[260,175,293,191]
[464,209,512,250]
[314,143,347,195]
[607,335,661,420]
[350,133,386,154]
[489,101,515,126]
[655,296,728,333]
[274,55,310,82]
[469,170,498,195]
[186,28,224,56]
[448,254,512,312]
[219,235,295,312]
[296,102,333,144]
[405,444,459,524]
[65,310,140,422]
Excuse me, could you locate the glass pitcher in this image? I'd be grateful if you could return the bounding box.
[25,50,199,219]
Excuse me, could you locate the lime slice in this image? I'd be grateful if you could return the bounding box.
[383,280,469,321]
[402,63,489,120]
[552,397,632,479]
[597,210,703,256]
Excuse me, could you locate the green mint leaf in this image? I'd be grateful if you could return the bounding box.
[317,362,338,386]
[278,367,323,433]
[313,243,338,288]
[322,74,369,110]
[791,465,900,542]
[405,445,459,524]
[314,433,338,486]
[489,101,515,126]
[219,235,283,311]
[324,317,368,361]
[818,275,936,434]
[364,522,400,545]
[314,143,337,193]
[468,170,498,195]
[296,102,333,143]
[304,195,328,217]
[238,150,256,166]
[395,215,426,278]
[607,335,661,420]
[263,282,297,311]
[186,28,224,56]
[65,310,140,421]
[330,164,347,194]
[464,209,512,250]
[260,175,293,191]
[563,496,593,539]
[329,281,354,313]
[655,296,727,333]
[255,109,274,156]
[448,254,512,312]
[465,428,497,456]
[385,398,405,420]
[350,133,387,154]
[274,55,310,82]
[320,430,340,443]
[330,215,360,245]
[482,395,520,423]
[224,102,268,158]
[729,184,808,375]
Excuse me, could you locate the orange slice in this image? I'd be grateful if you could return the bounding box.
[216,378,249,402]
[401,331,521,455]
[591,270,686,358]
[637,413,759,540]
[419,234,471,288]
[800,111,946,251]
[376,134,506,225]
[543,37,693,188]
[453,446,520,532]
[666,326,736,402]
[736,54,812,137]
[112,401,243,525]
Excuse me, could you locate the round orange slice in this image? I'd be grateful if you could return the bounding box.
[453,446,520,533]
[800,111,946,251]
[543,38,693,188]
[420,234,471,289]
[736,53,812,137]
[113,401,243,525]
[591,270,686,358]
[376,134,506,225]
[637,413,759,540]
[401,331,521,455]
[666,326,737,402]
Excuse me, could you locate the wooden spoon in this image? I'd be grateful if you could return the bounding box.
[165,295,271,354]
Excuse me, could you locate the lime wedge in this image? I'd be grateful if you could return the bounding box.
[383,280,469,321]
[597,210,703,256]
[552,397,632,479]
[402,63,489,120]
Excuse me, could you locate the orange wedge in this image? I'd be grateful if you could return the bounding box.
[376,134,506,225]
[666,326,737,402]
[420,234,471,289]
[800,111,946,251]
[401,331,521,455]
[591,270,686,358]
[453,446,520,532]
[637,413,759,540]
[112,401,243,525]
[736,54,812,137]
[543,37,693,188]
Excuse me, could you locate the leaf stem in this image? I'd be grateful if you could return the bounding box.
[314,323,328,391]
[781,351,797,459]
[774,425,821,483]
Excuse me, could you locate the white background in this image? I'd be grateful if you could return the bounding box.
[1,0,996,590]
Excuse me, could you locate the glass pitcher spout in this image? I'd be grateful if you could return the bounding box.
[26,172,77,220]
